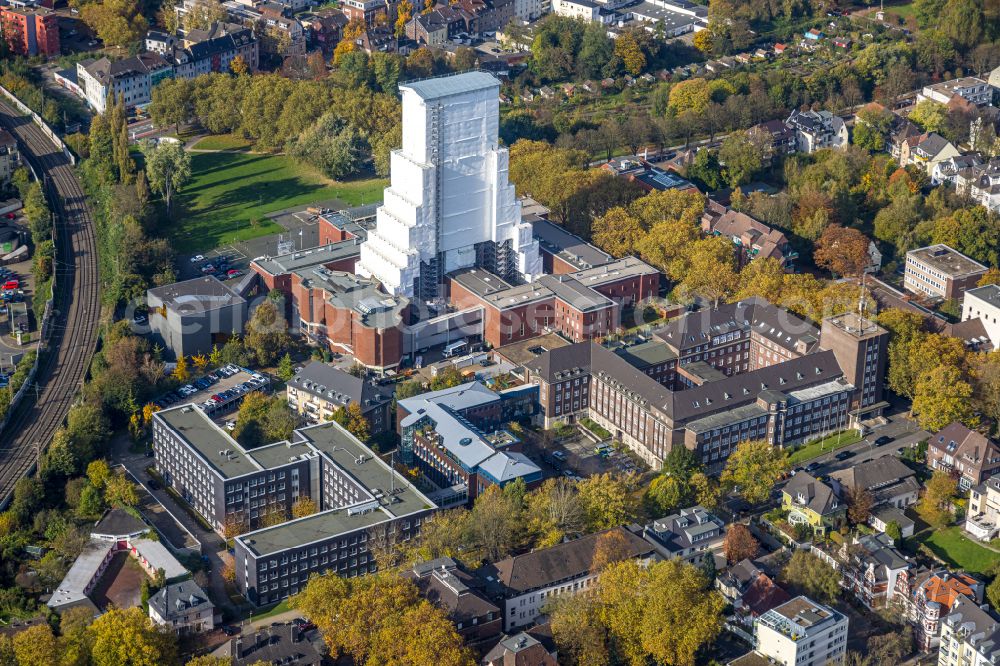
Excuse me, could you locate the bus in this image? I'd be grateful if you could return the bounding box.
[442,339,468,358]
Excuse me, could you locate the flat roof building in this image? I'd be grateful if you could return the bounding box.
[753,596,848,666]
[147,275,248,361]
[904,244,987,301]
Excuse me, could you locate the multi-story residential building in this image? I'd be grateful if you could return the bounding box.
[211,624,325,665]
[701,205,797,270]
[340,0,388,24]
[931,154,984,188]
[550,0,607,22]
[285,361,393,437]
[785,109,849,153]
[482,632,558,666]
[77,53,173,113]
[904,244,988,301]
[967,474,1000,540]
[938,595,1000,666]
[918,77,994,106]
[814,533,911,610]
[357,72,542,300]
[754,119,799,157]
[749,596,849,666]
[403,557,503,648]
[164,23,259,78]
[478,527,655,631]
[0,6,58,57]
[896,569,984,652]
[448,257,659,349]
[781,472,843,537]
[523,300,887,471]
[897,132,962,176]
[928,422,1000,491]
[397,382,541,505]
[828,457,920,510]
[146,276,249,361]
[961,284,1000,350]
[718,560,790,621]
[641,505,725,563]
[152,405,439,605]
[148,580,217,635]
[0,130,19,186]
[406,6,472,46]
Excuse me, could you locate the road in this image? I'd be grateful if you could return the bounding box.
[797,410,928,478]
[0,101,100,507]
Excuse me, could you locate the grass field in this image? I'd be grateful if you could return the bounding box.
[191,134,254,151]
[174,152,386,253]
[919,526,997,575]
[787,430,862,465]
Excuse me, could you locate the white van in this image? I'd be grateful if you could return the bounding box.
[443,339,468,358]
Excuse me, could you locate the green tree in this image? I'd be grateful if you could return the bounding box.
[277,353,295,381]
[885,520,903,544]
[576,22,614,79]
[918,471,957,528]
[718,128,773,188]
[854,104,894,152]
[245,300,290,366]
[909,99,948,134]
[912,365,976,431]
[87,606,179,666]
[140,140,191,216]
[780,550,840,604]
[81,0,148,47]
[149,78,193,134]
[577,473,638,531]
[12,624,59,666]
[720,439,787,505]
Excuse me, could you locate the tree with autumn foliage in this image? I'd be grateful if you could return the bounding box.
[292,571,475,665]
[846,485,875,525]
[88,607,179,666]
[395,0,413,37]
[614,31,646,76]
[291,496,318,518]
[720,439,788,505]
[590,528,632,573]
[814,225,872,279]
[723,523,758,564]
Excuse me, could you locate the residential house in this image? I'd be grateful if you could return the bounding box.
[931,153,984,188]
[896,569,984,652]
[928,422,1000,491]
[869,505,915,539]
[481,631,558,666]
[786,109,848,153]
[754,119,798,157]
[900,133,962,176]
[828,457,920,510]
[404,557,503,648]
[966,474,1000,540]
[968,157,1000,211]
[407,6,472,45]
[803,28,824,41]
[641,505,726,564]
[919,77,994,107]
[938,595,1000,666]
[478,527,655,631]
[147,580,217,635]
[211,624,325,665]
[889,118,924,163]
[717,559,791,620]
[285,361,393,437]
[736,596,849,666]
[904,244,988,301]
[781,472,843,536]
[701,205,797,270]
[814,532,911,610]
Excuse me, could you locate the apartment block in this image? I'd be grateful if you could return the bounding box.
[904,244,987,301]
[152,405,438,606]
[77,53,173,114]
[785,109,849,153]
[918,77,993,106]
[966,475,1000,541]
[938,596,1000,666]
[0,6,58,57]
[641,505,725,563]
[751,596,848,666]
[896,569,984,652]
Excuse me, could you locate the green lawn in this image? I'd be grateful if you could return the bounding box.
[919,526,997,575]
[174,152,387,253]
[883,1,916,19]
[787,430,862,465]
[249,598,292,621]
[191,134,254,151]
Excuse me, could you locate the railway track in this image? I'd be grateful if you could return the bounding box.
[0,100,100,507]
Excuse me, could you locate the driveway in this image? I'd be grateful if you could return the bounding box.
[113,435,242,619]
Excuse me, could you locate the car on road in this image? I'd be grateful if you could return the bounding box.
[805,461,822,473]
[873,435,892,447]
[222,626,239,636]
[835,450,855,461]
[189,255,204,263]
[147,479,158,490]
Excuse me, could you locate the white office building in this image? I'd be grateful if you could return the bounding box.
[752,596,848,666]
[357,72,542,300]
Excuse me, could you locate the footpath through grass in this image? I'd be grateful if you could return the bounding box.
[173,151,386,253]
[191,134,254,151]
[918,526,997,575]
[787,430,862,465]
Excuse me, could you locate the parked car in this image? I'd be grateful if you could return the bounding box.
[805,461,822,473]
[873,435,892,447]
[189,255,204,263]
[835,450,855,461]
[147,479,159,490]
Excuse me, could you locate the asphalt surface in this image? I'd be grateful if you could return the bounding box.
[0,101,100,508]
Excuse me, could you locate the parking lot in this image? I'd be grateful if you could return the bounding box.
[154,365,272,423]
[541,428,643,479]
